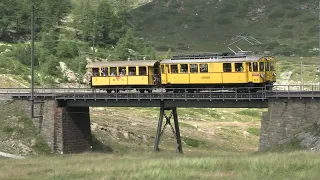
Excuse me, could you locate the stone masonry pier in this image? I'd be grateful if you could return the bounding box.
[259,98,320,150]
[19,100,92,154]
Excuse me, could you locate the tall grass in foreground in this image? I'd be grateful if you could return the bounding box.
[0,151,319,180]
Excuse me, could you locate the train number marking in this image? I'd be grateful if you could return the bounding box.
[201,76,210,79]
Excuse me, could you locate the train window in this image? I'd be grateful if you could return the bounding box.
[92,68,99,76]
[270,61,275,71]
[101,67,108,76]
[223,63,232,72]
[260,62,265,71]
[200,64,208,73]
[253,62,258,72]
[161,65,165,73]
[248,63,252,72]
[190,64,198,73]
[170,65,178,73]
[128,67,136,75]
[265,62,270,71]
[235,63,244,72]
[110,67,117,76]
[139,67,147,75]
[119,67,126,76]
[180,64,188,73]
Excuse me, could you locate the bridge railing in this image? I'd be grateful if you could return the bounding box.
[271,84,320,92]
[0,87,266,94]
[0,87,268,101]
[56,87,267,101]
[2,85,320,100]
[266,84,320,98]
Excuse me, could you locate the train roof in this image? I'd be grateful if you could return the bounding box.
[86,60,160,68]
[160,56,271,64]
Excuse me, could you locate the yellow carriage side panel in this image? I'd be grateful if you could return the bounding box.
[91,77,110,86]
[167,74,189,84]
[189,73,222,84]
[252,73,262,83]
[212,63,223,73]
[208,63,214,72]
[128,76,149,85]
[234,73,248,83]
[110,76,128,85]
[222,73,247,83]
[161,76,167,84]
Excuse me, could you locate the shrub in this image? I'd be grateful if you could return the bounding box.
[182,137,205,147]
[247,127,260,136]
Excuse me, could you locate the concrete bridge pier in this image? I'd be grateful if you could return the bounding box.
[31,100,92,154]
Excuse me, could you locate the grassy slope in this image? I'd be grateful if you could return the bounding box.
[1,151,320,179]
[90,107,263,154]
[131,0,319,55]
[0,76,50,156]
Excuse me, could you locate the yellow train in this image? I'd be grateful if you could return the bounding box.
[86,53,276,92]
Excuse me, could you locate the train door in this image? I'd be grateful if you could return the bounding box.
[265,60,272,82]
[251,62,260,83]
[259,60,266,84]
[246,62,253,82]
[264,57,275,83]
[153,62,161,86]
[148,66,154,85]
[160,64,168,85]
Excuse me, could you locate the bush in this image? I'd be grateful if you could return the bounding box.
[247,127,260,136]
[55,40,78,59]
[182,137,205,147]
[235,109,261,118]
[32,135,52,154]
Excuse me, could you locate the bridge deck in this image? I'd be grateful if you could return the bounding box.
[1,85,320,108]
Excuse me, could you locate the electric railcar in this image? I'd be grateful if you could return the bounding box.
[86,53,276,92]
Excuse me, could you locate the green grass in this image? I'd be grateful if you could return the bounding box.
[235,109,262,118]
[182,137,206,148]
[179,122,197,129]
[0,151,320,179]
[0,102,51,155]
[247,127,260,136]
[275,56,320,83]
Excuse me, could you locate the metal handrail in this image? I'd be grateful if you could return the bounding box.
[3,85,320,101]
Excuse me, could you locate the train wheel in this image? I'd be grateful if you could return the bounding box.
[107,90,112,93]
[139,89,145,93]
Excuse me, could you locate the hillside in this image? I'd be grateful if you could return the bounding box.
[131,0,319,56]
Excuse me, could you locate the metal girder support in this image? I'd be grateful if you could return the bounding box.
[154,106,183,153]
